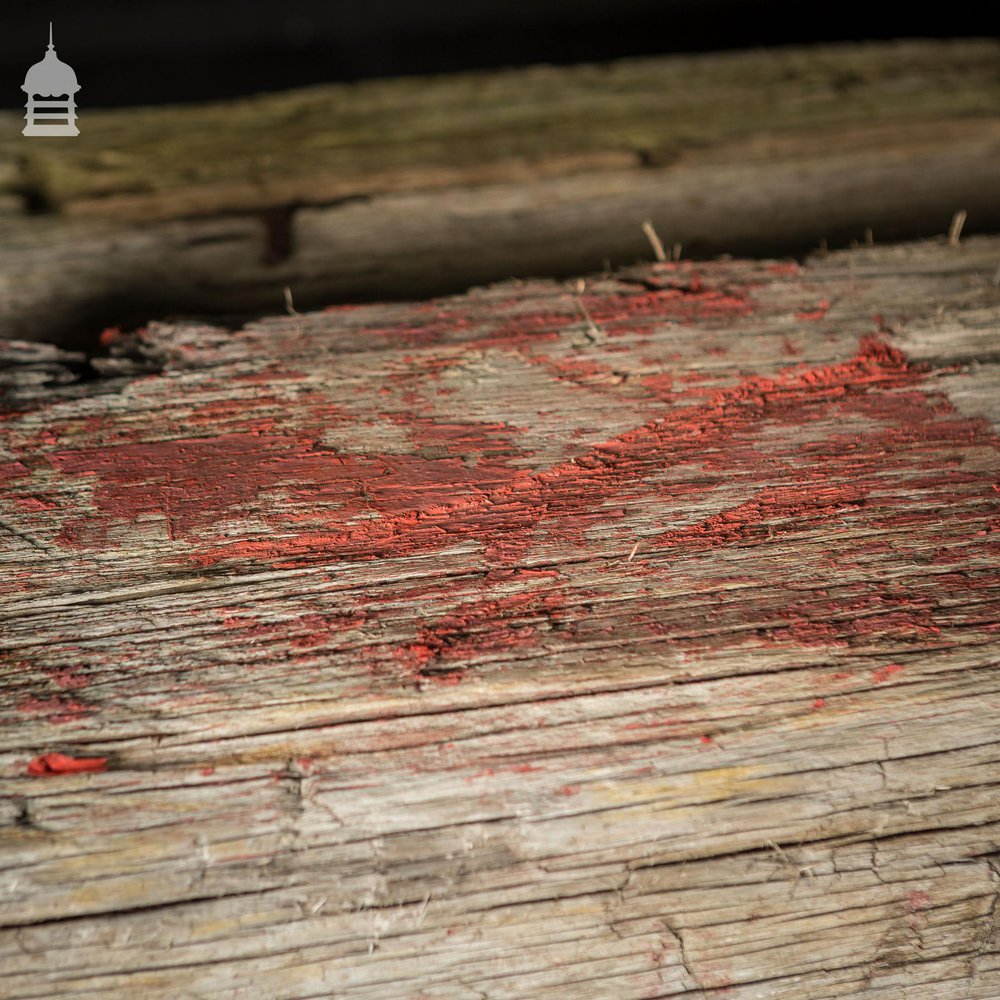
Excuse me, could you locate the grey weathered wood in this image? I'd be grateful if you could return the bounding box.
[1,236,999,996]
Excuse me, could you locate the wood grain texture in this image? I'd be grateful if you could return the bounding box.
[2,39,999,344]
[1,237,999,997]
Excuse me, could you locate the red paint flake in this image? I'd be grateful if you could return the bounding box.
[14,495,58,512]
[558,785,580,796]
[48,429,356,543]
[812,698,826,710]
[201,766,215,776]
[796,300,831,321]
[655,483,866,553]
[98,326,121,348]
[871,663,905,684]
[27,752,107,776]
[699,734,713,744]
[539,357,614,383]
[906,890,931,912]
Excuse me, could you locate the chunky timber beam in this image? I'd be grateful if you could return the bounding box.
[1,236,999,997]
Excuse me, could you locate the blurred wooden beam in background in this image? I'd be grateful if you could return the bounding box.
[1,39,998,346]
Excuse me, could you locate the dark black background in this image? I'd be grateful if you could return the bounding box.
[4,1,997,108]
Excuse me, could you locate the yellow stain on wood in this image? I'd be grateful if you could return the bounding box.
[591,764,781,812]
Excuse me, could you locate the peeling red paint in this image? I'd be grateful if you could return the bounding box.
[3,264,998,701]
[24,321,984,683]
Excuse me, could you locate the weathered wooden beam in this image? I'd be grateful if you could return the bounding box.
[1,39,998,345]
[1,237,998,997]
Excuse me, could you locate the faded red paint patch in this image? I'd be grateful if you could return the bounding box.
[14,494,59,512]
[290,611,368,649]
[43,666,89,690]
[795,299,831,321]
[639,372,674,398]
[27,752,107,776]
[583,285,754,336]
[158,332,997,591]
[0,460,29,486]
[871,663,905,684]
[18,696,91,723]
[395,589,565,682]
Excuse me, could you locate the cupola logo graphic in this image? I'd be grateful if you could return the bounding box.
[22,23,80,136]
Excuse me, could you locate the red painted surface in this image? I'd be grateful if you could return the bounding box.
[103,335,942,575]
[2,265,998,703]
